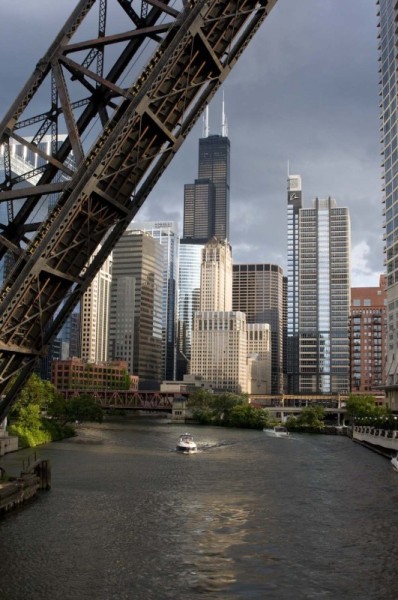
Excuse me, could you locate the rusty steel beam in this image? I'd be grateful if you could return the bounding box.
[0,0,278,422]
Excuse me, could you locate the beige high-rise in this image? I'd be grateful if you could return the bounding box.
[80,245,112,362]
[191,238,249,393]
[200,238,232,311]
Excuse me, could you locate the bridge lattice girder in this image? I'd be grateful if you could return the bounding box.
[0,0,277,422]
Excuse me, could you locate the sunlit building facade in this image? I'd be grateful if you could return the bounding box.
[200,238,232,312]
[80,245,112,363]
[109,230,163,388]
[191,311,248,393]
[129,221,179,381]
[247,323,272,395]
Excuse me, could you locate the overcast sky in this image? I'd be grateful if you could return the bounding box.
[0,0,382,287]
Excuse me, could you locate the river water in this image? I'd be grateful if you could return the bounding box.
[1,419,398,600]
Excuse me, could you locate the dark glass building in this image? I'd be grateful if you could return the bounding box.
[183,134,230,243]
[232,263,285,394]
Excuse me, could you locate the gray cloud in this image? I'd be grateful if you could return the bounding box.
[0,0,383,285]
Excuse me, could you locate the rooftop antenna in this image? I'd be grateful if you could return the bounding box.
[203,105,209,137]
[221,91,228,137]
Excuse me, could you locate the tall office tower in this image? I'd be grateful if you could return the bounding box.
[299,198,350,394]
[378,1,398,408]
[177,241,204,378]
[247,323,272,394]
[183,104,230,242]
[350,275,387,394]
[80,246,112,363]
[286,174,302,393]
[200,238,232,311]
[190,235,246,392]
[109,230,163,388]
[191,311,248,393]
[183,180,215,241]
[129,221,179,381]
[233,264,285,394]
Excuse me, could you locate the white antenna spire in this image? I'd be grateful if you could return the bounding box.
[221,91,228,137]
[203,105,209,137]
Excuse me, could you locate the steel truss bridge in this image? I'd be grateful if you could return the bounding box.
[0,0,278,422]
[61,388,179,410]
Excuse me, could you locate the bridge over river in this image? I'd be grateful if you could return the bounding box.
[60,389,350,423]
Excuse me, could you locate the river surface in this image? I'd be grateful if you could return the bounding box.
[1,419,398,600]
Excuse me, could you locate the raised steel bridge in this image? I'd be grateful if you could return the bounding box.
[0,0,278,422]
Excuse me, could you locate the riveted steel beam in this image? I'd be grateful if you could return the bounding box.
[0,0,278,421]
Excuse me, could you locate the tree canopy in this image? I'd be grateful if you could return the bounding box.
[188,390,269,429]
[345,395,391,424]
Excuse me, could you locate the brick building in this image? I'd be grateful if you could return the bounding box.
[52,358,139,392]
[350,275,387,395]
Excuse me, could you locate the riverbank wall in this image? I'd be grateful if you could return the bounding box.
[0,474,41,514]
[0,432,18,456]
[0,459,51,515]
[352,426,398,458]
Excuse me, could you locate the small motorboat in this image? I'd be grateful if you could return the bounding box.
[263,426,289,438]
[176,433,197,454]
[391,454,398,472]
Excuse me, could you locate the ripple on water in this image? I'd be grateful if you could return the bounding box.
[1,424,398,600]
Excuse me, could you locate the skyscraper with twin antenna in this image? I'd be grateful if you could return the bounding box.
[182,98,230,243]
[178,100,231,376]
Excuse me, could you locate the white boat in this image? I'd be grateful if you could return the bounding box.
[263,426,289,438]
[391,454,398,472]
[176,433,197,454]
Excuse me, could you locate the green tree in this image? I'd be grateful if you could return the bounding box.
[345,395,377,419]
[11,373,58,415]
[285,406,325,432]
[297,405,325,428]
[345,394,391,425]
[228,404,271,429]
[212,392,245,423]
[187,389,214,408]
[48,394,103,425]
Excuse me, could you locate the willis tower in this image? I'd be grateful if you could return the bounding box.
[183,100,230,243]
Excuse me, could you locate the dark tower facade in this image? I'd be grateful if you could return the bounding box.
[183,133,230,243]
[198,134,230,241]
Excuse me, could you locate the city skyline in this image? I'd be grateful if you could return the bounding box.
[0,0,381,286]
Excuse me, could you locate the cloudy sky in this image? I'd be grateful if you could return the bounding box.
[0,0,381,287]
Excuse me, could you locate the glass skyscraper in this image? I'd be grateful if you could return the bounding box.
[177,240,203,377]
[378,0,398,408]
[298,198,350,394]
[286,174,302,393]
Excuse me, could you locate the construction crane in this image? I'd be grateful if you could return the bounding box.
[0,0,278,422]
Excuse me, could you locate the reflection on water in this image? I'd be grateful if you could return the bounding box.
[1,420,398,600]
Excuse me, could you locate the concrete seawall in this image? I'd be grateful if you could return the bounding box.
[0,459,51,515]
